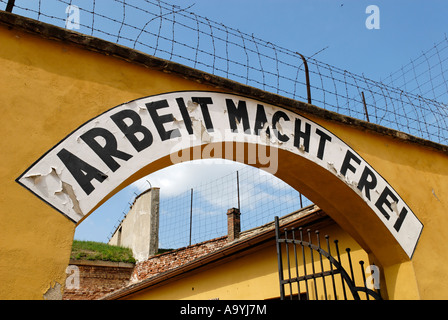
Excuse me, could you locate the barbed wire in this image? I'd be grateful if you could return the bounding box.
[381,34,448,104]
[108,164,312,249]
[3,0,447,146]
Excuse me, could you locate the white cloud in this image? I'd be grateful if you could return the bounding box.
[131,159,246,197]
[76,158,307,243]
[129,158,308,216]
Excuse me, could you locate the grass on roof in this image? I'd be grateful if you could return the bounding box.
[70,240,136,264]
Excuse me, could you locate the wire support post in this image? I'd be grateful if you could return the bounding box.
[5,0,14,12]
[361,92,370,122]
[3,0,447,145]
[297,52,312,104]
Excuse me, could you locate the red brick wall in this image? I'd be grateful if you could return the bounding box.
[63,260,135,300]
[63,237,228,299]
[130,236,228,284]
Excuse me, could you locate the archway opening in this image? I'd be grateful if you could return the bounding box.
[74,140,411,268]
[74,158,313,248]
[69,148,392,300]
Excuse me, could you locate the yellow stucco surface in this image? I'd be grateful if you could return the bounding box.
[124,222,372,300]
[0,23,216,299]
[1,16,448,300]
[303,115,448,299]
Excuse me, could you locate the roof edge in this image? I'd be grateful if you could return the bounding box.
[68,259,135,268]
[101,205,328,300]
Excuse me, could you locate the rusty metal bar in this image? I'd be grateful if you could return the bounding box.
[346,248,355,283]
[284,228,293,299]
[297,52,312,104]
[359,261,369,300]
[5,0,15,12]
[307,229,318,299]
[299,227,310,299]
[361,91,370,122]
[334,240,347,299]
[292,228,302,300]
[275,216,285,300]
[316,230,328,300]
[236,171,240,210]
[326,235,338,300]
[189,188,193,246]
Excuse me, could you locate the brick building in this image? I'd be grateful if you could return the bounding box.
[101,204,374,300]
[63,260,134,300]
[61,203,377,300]
[64,205,343,300]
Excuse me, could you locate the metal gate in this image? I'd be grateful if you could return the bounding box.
[275,216,382,300]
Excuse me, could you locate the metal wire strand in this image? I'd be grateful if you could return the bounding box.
[2,0,447,146]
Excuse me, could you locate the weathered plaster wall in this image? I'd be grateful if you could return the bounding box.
[109,188,160,261]
[0,15,217,299]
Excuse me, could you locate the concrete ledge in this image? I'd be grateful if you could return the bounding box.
[68,259,135,268]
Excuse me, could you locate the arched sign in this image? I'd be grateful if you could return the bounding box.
[16,91,423,258]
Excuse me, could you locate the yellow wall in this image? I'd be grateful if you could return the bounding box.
[124,222,373,300]
[1,15,448,300]
[0,22,216,299]
[303,116,448,299]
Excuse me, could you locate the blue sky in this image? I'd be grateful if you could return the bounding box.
[11,0,445,243]
[161,0,447,79]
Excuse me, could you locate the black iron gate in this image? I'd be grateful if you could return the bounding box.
[275,216,382,300]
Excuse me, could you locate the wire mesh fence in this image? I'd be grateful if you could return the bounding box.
[114,164,312,249]
[381,34,448,105]
[4,0,448,250]
[3,0,448,146]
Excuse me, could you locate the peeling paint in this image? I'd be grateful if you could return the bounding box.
[43,282,62,300]
[60,182,83,218]
[258,122,272,145]
[327,162,337,175]
[191,118,211,143]
[432,189,440,201]
[275,122,284,139]
[24,167,84,221]
[172,116,184,128]
[25,167,62,199]
[345,176,358,189]
[187,99,199,113]
[127,101,139,110]
[391,201,400,217]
